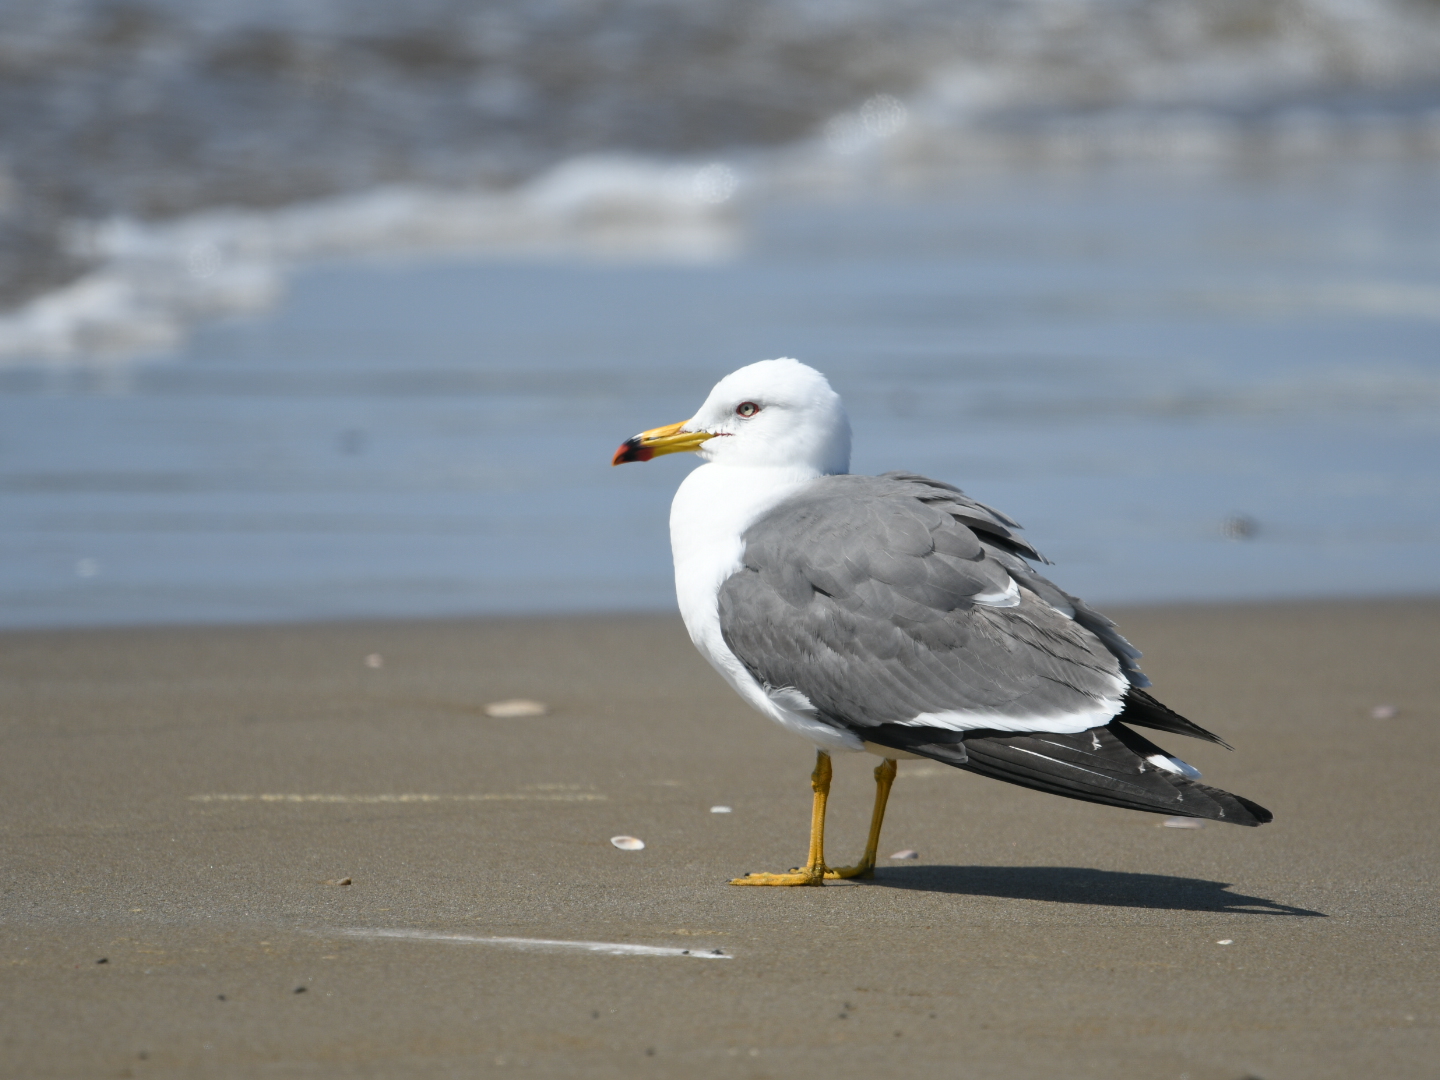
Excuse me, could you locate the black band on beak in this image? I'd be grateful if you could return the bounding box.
[612,437,655,466]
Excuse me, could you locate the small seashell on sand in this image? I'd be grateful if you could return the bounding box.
[485,699,548,718]
[1370,704,1398,720]
[1216,939,1233,945]
[1162,817,1204,828]
[610,836,645,851]
[888,849,919,860]
[710,806,732,814]
[364,654,384,668]
[323,877,352,886]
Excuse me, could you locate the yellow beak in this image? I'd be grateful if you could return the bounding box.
[611,421,714,465]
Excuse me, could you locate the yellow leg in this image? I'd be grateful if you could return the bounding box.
[826,758,898,880]
[730,751,833,886]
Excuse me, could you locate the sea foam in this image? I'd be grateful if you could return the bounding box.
[0,157,741,363]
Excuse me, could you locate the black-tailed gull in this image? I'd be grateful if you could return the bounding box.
[613,358,1271,886]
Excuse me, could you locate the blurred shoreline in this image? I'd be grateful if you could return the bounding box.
[3,593,1435,639]
[5,0,1440,359]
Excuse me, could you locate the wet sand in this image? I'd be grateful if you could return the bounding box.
[2,599,1437,1078]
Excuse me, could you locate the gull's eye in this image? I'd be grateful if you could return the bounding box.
[736,401,761,418]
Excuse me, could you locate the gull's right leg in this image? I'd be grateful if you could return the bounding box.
[730,750,832,886]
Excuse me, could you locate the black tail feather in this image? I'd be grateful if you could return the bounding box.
[1117,688,1233,749]
[864,719,1271,827]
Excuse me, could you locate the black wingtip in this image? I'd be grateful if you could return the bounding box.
[1168,781,1274,827]
[1232,793,1274,826]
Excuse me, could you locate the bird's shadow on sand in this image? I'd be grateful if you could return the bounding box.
[869,865,1325,916]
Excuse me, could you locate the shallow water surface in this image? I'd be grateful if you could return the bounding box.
[2,165,1438,627]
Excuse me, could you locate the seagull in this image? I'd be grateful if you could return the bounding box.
[613,358,1272,886]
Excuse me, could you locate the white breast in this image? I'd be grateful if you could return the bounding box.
[669,462,865,752]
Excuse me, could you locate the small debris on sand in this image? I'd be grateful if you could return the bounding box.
[485,699,548,718]
[364,654,384,668]
[1370,704,1398,719]
[888,849,919,860]
[323,877,352,886]
[710,805,732,814]
[1216,939,1233,945]
[1162,817,1204,829]
[96,958,108,964]
[610,835,645,851]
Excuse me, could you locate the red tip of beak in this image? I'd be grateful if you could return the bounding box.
[612,438,654,466]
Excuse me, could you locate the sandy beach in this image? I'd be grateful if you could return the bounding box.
[2,598,1437,1078]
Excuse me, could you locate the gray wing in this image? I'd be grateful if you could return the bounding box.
[876,472,1148,688]
[717,473,1141,736]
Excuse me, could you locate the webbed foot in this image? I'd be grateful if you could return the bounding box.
[729,868,826,887]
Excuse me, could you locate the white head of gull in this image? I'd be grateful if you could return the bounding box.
[620,359,856,753]
[613,358,1271,887]
[683,356,852,474]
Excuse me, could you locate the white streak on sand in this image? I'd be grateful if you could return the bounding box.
[338,928,731,959]
[189,793,605,803]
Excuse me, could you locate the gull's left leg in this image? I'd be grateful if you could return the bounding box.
[825,757,898,880]
[730,750,833,886]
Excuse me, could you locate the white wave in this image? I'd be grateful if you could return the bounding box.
[773,0,1440,186]
[6,0,1440,363]
[0,155,741,364]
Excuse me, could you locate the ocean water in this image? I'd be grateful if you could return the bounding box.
[2,0,1439,627]
[2,162,1437,627]
[6,0,1440,337]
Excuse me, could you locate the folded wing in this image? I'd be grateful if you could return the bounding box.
[718,473,1133,736]
[717,472,1269,824]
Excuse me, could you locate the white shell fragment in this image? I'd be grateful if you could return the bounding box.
[710,806,732,814]
[888,849,919,860]
[485,699,548,718]
[1370,704,1398,719]
[610,836,645,851]
[364,654,384,668]
[1162,817,1204,829]
[1216,939,1234,945]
